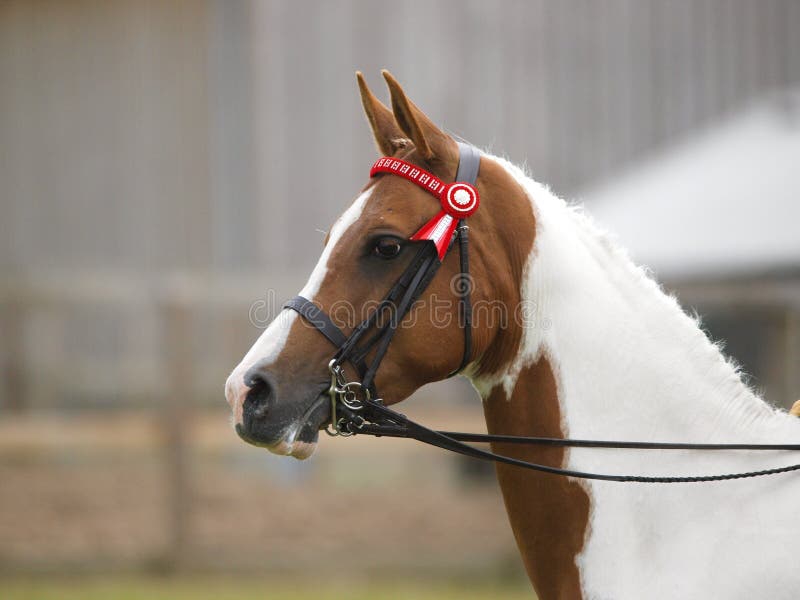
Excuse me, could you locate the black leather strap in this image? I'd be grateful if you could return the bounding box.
[284,295,377,386]
[455,142,480,184]
[283,296,347,348]
[452,220,472,374]
[449,142,480,375]
[343,399,800,484]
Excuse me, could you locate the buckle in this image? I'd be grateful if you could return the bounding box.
[325,359,371,437]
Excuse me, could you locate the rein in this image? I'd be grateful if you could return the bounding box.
[285,143,800,483]
[337,399,800,484]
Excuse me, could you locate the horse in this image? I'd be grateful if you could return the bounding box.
[225,71,800,600]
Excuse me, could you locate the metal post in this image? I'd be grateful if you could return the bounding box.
[160,295,192,571]
[1,297,26,413]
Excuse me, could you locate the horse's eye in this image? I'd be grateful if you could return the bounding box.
[373,238,403,259]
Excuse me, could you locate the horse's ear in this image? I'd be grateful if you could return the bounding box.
[357,72,406,156]
[382,70,456,163]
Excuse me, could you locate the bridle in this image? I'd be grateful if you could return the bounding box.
[284,142,481,434]
[284,143,800,484]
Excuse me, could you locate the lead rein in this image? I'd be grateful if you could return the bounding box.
[335,398,800,484]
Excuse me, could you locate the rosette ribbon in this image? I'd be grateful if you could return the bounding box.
[369,157,480,260]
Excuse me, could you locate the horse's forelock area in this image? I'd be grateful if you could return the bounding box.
[480,152,800,599]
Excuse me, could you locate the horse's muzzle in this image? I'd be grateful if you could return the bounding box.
[227,365,330,459]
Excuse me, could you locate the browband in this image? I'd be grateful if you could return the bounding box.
[370,147,481,259]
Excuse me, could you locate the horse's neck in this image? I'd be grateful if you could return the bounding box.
[494,163,793,444]
[472,161,800,599]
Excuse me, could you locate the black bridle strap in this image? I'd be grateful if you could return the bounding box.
[360,248,442,390]
[454,143,481,184]
[452,219,472,375]
[283,295,370,379]
[450,143,480,375]
[283,242,441,393]
[370,426,800,451]
[336,243,434,361]
[283,296,347,348]
[345,400,800,484]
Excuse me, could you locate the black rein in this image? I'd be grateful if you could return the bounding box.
[341,399,800,484]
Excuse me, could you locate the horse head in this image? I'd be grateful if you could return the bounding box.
[224,71,534,458]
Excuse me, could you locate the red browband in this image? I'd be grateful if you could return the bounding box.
[370,157,480,260]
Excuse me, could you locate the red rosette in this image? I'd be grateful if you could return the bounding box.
[410,182,480,261]
[441,182,479,217]
[370,156,480,262]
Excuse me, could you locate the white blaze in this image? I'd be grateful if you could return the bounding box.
[225,188,373,423]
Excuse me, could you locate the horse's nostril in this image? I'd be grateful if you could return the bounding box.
[243,370,275,421]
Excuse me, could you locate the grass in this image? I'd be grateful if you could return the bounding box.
[0,574,535,600]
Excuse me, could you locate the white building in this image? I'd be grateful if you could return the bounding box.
[585,89,800,409]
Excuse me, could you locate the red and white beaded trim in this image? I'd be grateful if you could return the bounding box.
[370,157,448,196]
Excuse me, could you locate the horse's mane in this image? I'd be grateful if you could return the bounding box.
[486,151,790,434]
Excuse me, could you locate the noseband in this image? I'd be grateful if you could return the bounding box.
[284,142,481,435]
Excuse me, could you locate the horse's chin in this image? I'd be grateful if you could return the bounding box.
[267,395,328,459]
[266,430,319,460]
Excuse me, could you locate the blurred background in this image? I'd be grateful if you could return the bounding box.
[1,1,799,598]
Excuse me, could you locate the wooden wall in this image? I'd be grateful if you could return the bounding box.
[1,0,799,408]
[0,0,212,272]
[246,0,800,267]
[2,0,799,273]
